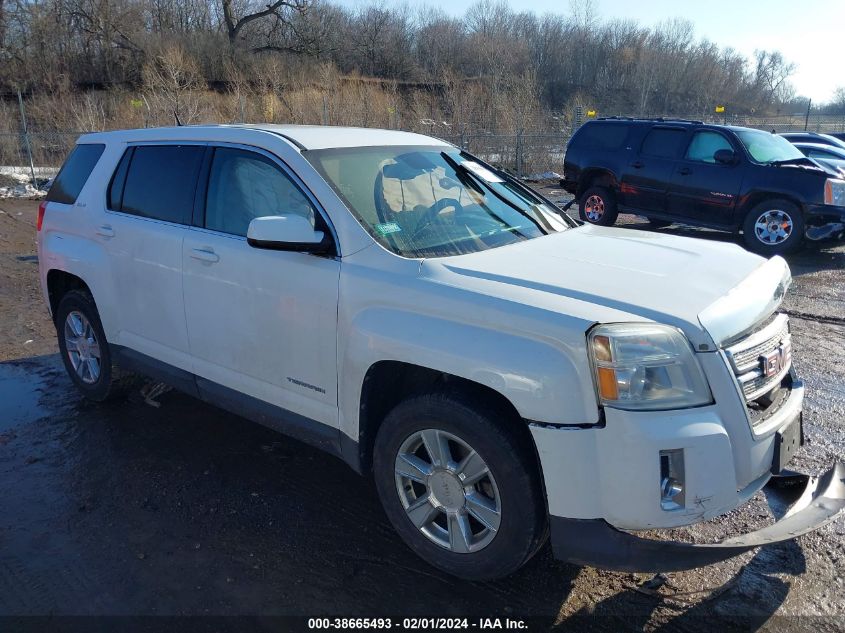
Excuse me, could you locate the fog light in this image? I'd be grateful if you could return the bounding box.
[659,449,685,510]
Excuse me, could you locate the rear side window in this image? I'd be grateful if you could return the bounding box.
[107,148,133,210]
[118,145,204,224]
[46,144,105,204]
[574,123,630,150]
[640,128,688,159]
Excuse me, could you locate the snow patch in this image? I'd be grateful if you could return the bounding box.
[522,171,563,182]
[0,183,47,199]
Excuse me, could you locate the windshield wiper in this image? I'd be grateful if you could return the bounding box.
[440,152,547,234]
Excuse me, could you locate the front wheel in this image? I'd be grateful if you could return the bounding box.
[742,200,804,256]
[373,391,547,580]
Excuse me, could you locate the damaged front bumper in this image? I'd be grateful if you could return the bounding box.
[550,462,845,572]
[806,204,845,241]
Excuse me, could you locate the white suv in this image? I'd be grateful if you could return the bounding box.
[37,125,844,580]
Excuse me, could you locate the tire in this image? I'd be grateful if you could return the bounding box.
[742,199,804,256]
[578,185,618,226]
[647,218,672,228]
[373,390,548,580]
[55,289,138,402]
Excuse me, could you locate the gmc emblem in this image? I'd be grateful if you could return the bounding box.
[761,342,791,378]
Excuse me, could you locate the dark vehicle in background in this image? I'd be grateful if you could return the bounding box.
[562,118,845,255]
[779,132,845,151]
[794,143,845,178]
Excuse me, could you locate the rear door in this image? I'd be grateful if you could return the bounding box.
[182,145,341,428]
[667,129,744,226]
[101,143,205,371]
[621,126,689,214]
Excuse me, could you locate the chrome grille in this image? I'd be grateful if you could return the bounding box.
[724,313,791,402]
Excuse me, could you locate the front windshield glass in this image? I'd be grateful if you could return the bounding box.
[305,145,571,258]
[736,130,805,164]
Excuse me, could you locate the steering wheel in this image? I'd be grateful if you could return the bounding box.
[409,197,463,240]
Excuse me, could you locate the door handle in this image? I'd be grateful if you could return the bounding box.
[679,167,692,175]
[95,224,114,238]
[631,161,644,169]
[190,248,219,263]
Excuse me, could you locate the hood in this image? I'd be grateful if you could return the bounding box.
[421,225,790,349]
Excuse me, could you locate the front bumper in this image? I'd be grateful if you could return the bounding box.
[548,462,845,572]
[805,203,845,241]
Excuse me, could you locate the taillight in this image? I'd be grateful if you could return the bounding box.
[37,201,46,231]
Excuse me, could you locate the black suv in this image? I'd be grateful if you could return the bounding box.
[562,118,845,255]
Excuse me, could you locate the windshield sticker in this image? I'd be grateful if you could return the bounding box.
[375,222,402,236]
[461,161,504,183]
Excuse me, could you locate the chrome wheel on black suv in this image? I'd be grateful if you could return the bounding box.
[742,199,804,256]
[578,185,618,226]
[373,390,547,580]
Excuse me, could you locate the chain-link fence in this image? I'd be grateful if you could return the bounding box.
[2,108,845,184]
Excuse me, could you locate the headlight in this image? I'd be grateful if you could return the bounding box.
[824,178,845,207]
[588,323,712,411]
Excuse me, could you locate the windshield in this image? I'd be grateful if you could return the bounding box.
[736,130,805,164]
[305,145,571,258]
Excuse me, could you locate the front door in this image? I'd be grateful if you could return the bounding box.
[668,130,744,226]
[182,146,341,428]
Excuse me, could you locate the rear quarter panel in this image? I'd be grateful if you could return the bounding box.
[38,142,125,339]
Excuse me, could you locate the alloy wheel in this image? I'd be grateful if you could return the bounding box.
[753,209,794,245]
[64,310,101,384]
[394,429,501,554]
[584,194,605,222]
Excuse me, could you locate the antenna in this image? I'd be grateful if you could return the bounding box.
[174,111,183,127]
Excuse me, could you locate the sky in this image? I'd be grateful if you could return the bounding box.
[337,0,845,104]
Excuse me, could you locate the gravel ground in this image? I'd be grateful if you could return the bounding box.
[1,195,843,631]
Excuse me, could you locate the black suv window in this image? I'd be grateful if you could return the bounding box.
[685,131,733,163]
[46,144,105,204]
[640,128,688,159]
[204,147,316,237]
[117,145,204,224]
[574,122,629,150]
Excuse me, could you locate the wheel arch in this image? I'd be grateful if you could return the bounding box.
[737,192,805,229]
[577,168,619,198]
[354,361,532,475]
[46,269,93,323]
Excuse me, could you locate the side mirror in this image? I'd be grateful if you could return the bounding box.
[247,215,329,254]
[714,149,736,165]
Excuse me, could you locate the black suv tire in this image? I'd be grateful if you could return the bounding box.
[578,185,618,226]
[373,390,547,580]
[56,290,138,401]
[742,199,804,256]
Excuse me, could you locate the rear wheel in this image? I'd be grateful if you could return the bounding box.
[742,200,804,256]
[578,185,618,226]
[373,390,547,580]
[55,290,138,401]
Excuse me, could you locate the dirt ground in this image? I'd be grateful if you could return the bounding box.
[1,195,844,631]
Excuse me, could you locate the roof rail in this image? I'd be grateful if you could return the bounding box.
[596,116,704,125]
[654,117,704,124]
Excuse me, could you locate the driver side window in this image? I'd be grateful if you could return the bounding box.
[205,147,316,237]
[685,131,733,164]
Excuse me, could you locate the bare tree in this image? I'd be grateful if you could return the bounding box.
[142,45,206,123]
[220,0,308,47]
